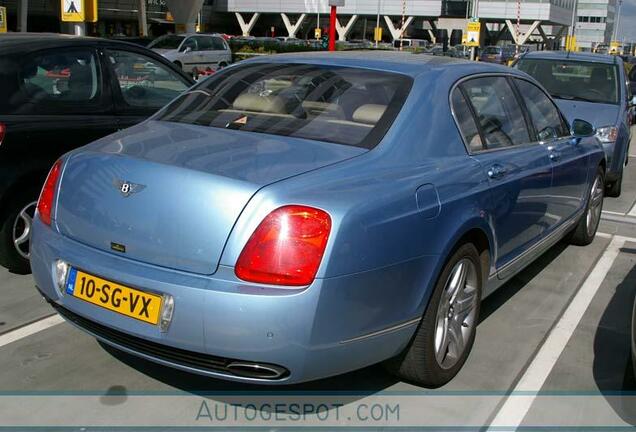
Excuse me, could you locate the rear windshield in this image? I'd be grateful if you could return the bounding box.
[517,58,619,104]
[149,35,185,50]
[156,63,412,149]
[483,47,501,55]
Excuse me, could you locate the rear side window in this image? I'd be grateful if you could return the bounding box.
[460,76,531,149]
[451,88,483,152]
[106,49,189,109]
[20,49,101,108]
[156,63,412,149]
[194,36,213,51]
[211,37,227,51]
[514,78,569,141]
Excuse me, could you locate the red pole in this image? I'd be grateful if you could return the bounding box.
[329,5,337,51]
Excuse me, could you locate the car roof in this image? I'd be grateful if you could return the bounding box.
[521,50,620,65]
[0,32,151,54]
[244,50,525,78]
[176,33,222,38]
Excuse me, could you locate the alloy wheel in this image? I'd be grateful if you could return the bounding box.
[12,201,37,260]
[434,258,479,370]
[586,174,604,237]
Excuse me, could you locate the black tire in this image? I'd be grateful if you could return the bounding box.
[606,168,622,198]
[173,61,183,70]
[0,187,41,274]
[570,166,605,246]
[384,243,482,387]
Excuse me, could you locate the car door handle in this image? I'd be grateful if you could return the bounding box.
[547,146,561,161]
[487,164,507,179]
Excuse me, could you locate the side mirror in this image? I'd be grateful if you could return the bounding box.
[181,46,192,53]
[631,95,636,107]
[571,119,595,138]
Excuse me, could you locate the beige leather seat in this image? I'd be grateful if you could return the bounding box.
[352,104,387,125]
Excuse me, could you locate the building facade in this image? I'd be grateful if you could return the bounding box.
[575,0,615,50]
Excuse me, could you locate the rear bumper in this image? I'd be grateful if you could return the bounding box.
[31,218,434,384]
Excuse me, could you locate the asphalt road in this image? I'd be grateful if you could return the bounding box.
[2,140,636,429]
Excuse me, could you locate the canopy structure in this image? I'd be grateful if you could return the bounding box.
[166,0,204,33]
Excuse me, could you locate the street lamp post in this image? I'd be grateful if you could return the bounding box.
[568,0,577,50]
[613,0,622,42]
[375,0,381,48]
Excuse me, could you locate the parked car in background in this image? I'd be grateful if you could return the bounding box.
[149,33,232,79]
[394,38,430,50]
[348,39,374,49]
[32,52,604,387]
[515,51,633,196]
[480,45,517,64]
[628,66,636,125]
[0,33,194,274]
[453,44,470,58]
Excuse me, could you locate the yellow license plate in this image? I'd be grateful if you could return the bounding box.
[65,268,163,325]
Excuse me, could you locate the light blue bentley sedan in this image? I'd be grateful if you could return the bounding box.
[31,52,605,387]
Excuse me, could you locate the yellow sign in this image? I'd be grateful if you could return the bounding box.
[0,7,7,33]
[374,26,383,42]
[465,21,481,47]
[314,27,322,39]
[609,41,622,55]
[85,0,98,23]
[61,0,85,22]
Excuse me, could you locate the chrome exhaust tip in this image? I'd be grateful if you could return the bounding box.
[226,362,288,380]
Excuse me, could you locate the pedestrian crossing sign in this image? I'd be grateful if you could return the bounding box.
[0,7,7,33]
[465,21,481,47]
[61,0,85,22]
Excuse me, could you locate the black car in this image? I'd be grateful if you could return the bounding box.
[0,34,194,274]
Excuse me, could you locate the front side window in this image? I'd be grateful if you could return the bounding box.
[211,37,227,51]
[516,58,619,104]
[181,37,197,52]
[20,49,100,106]
[106,50,189,109]
[156,63,412,149]
[514,79,569,141]
[194,36,213,51]
[460,77,531,149]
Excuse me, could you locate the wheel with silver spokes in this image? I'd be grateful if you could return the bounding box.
[586,174,603,238]
[12,201,37,260]
[434,258,479,370]
[569,167,604,246]
[385,243,482,387]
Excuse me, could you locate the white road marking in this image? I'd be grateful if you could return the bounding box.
[628,202,636,218]
[0,315,64,349]
[488,235,624,430]
[596,231,612,238]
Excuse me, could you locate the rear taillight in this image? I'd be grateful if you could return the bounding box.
[0,122,6,145]
[37,159,63,226]
[235,205,332,286]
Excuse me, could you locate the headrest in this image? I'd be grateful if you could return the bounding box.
[352,104,387,125]
[233,93,287,114]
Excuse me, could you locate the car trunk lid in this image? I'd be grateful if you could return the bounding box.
[55,121,365,275]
